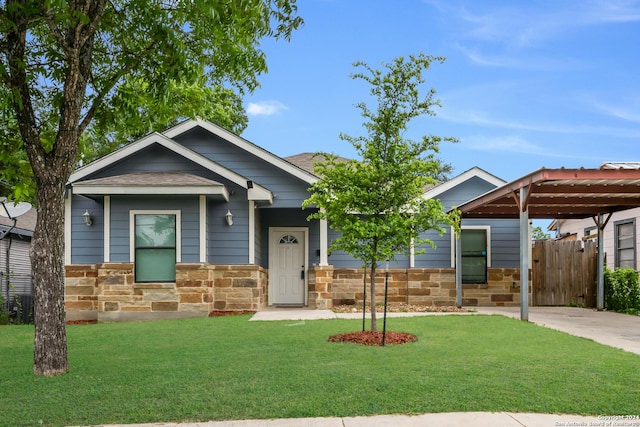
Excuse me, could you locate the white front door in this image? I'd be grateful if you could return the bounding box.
[269,228,307,306]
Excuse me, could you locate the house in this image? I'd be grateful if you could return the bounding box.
[0,202,36,322]
[64,119,526,322]
[548,163,640,270]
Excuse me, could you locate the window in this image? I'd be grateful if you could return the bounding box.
[460,228,488,283]
[132,212,180,282]
[584,226,597,238]
[279,234,299,244]
[615,219,636,269]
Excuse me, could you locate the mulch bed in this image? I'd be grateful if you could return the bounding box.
[328,303,466,346]
[328,330,418,346]
[66,319,98,325]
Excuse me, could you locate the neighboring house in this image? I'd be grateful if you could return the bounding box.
[549,211,640,270]
[548,162,640,271]
[0,205,36,322]
[64,119,525,322]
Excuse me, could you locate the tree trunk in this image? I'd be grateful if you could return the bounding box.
[32,183,68,376]
[369,260,378,332]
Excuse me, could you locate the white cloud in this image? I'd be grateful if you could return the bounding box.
[587,99,640,124]
[455,44,581,70]
[246,100,287,116]
[428,0,640,50]
[463,135,599,160]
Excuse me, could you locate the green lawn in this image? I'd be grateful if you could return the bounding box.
[1,315,638,427]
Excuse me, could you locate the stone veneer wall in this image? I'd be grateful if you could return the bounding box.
[65,263,267,322]
[66,264,529,322]
[309,267,529,308]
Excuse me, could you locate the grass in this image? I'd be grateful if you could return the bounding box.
[1,314,639,426]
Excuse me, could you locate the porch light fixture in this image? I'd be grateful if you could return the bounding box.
[246,180,253,189]
[225,210,233,226]
[83,210,93,226]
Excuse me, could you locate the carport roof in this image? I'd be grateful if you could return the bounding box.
[456,166,640,219]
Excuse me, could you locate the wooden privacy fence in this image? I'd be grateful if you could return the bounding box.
[532,239,597,307]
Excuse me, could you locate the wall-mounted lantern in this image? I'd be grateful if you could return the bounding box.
[83,210,93,226]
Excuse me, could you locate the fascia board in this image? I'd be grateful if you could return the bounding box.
[72,185,230,200]
[423,166,506,200]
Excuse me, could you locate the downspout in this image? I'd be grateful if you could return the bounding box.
[4,235,11,302]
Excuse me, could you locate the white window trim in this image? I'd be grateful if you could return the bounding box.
[129,210,182,263]
[450,225,491,268]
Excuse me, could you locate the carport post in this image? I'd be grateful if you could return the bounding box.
[455,234,462,308]
[520,186,529,321]
[597,214,605,310]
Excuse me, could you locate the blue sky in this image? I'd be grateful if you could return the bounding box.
[242,0,640,183]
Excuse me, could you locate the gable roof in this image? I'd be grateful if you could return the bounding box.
[423,166,506,200]
[68,132,273,203]
[163,119,319,184]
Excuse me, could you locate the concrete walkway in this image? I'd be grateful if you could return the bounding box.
[98,412,622,427]
[93,307,640,427]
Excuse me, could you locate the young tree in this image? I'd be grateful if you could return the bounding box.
[304,53,460,332]
[0,0,302,376]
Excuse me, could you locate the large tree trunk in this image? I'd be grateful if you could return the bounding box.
[32,183,68,376]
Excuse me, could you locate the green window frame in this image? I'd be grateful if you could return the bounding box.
[131,211,181,283]
[460,228,488,284]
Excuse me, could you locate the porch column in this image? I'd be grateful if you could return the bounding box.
[597,213,605,310]
[64,190,72,265]
[248,200,255,264]
[104,196,111,262]
[519,186,530,321]
[455,234,462,308]
[319,218,328,266]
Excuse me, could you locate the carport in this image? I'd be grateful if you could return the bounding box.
[454,166,640,321]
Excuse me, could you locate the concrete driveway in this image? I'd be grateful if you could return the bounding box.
[476,306,640,356]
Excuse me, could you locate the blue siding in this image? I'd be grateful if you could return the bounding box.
[93,144,223,181]
[70,195,104,264]
[173,128,311,208]
[325,227,409,268]
[109,196,200,263]
[438,176,497,210]
[414,229,454,268]
[208,198,250,264]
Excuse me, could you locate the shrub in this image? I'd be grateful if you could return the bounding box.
[604,268,640,313]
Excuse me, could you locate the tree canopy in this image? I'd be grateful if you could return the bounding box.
[0,0,302,376]
[304,53,460,332]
